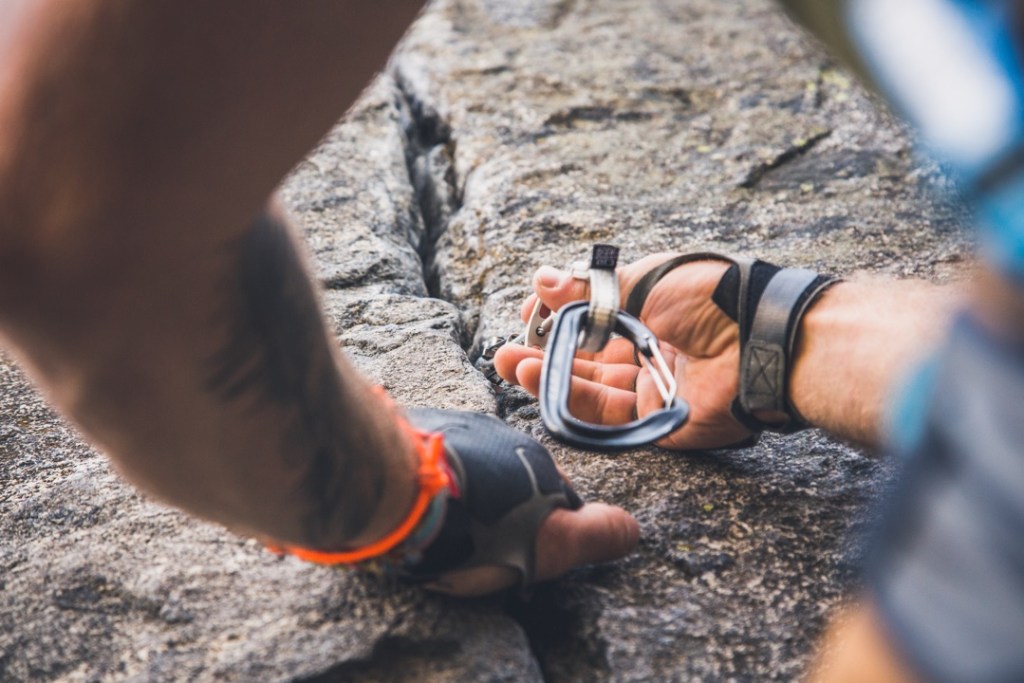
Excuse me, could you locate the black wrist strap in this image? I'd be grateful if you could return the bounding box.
[716,261,839,433]
[728,267,837,432]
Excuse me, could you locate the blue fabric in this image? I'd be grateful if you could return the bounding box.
[783,2,1024,679]
[967,0,1024,283]
[885,354,940,460]
[979,170,1024,287]
[869,317,1024,683]
[847,0,1024,281]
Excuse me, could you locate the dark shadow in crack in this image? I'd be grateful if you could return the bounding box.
[297,636,461,683]
[505,585,612,683]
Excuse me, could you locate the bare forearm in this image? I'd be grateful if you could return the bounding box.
[790,276,965,448]
[0,0,425,314]
[0,1,425,548]
[806,600,918,682]
[47,206,416,548]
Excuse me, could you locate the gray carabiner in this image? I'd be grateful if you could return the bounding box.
[539,301,689,449]
[525,300,554,348]
[524,251,605,350]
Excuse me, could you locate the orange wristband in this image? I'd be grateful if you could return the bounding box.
[267,403,451,565]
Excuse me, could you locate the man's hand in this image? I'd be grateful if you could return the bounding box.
[403,408,639,598]
[428,503,640,596]
[495,254,751,450]
[495,254,964,450]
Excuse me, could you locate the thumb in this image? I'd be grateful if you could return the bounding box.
[533,502,640,582]
[531,265,590,313]
[524,253,690,321]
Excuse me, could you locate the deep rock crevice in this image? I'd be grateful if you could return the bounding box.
[296,637,462,683]
[506,588,612,683]
[391,68,562,678]
[394,71,462,304]
[392,67,486,355]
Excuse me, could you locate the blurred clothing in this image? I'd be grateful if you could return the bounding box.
[779,2,1024,680]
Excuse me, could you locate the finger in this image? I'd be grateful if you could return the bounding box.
[587,337,645,365]
[495,343,642,392]
[554,355,642,391]
[533,503,640,581]
[510,355,541,394]
[515,358,639,425]
[531,265,589,314]
[493,342,544,385]
[530,253,684,316]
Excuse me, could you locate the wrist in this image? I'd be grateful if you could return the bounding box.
[344,412,423,547]
[789,277,962,447]
[718,257,840,434]
[269,397,454,565]
[788,280,856,435]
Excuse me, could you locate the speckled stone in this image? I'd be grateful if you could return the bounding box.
[1,0,971,680]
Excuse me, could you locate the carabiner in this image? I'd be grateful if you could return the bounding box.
[525,300,554,348]
[524,255,598,350]
[539,301,689,449]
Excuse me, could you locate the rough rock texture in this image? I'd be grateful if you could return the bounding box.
[1,1,971,681]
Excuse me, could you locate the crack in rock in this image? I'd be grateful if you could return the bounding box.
[506,588,612,683]
[394,70,462,303]
[393,63,583,681]
[738,129,833,189]
[295,636,462,683]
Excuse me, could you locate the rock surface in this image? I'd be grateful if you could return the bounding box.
[0,0,971,681]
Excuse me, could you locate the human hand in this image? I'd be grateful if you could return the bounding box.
[404,408,639,597]
[493,253,753,450]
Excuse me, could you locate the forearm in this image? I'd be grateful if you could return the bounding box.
[790,275,966,448]
[806,600,918,682]
[0,0,426,549]
[8,205,419,549]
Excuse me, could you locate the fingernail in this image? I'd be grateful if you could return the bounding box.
[536,266,561,289]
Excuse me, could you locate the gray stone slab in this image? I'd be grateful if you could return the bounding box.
[1,0,973,681]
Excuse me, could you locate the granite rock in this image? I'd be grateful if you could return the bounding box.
[1,0,971,681]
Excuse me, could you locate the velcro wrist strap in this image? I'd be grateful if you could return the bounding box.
[738,268,820,428]
[716,264,838,433]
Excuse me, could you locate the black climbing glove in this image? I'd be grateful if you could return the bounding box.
[401,408,582,587]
